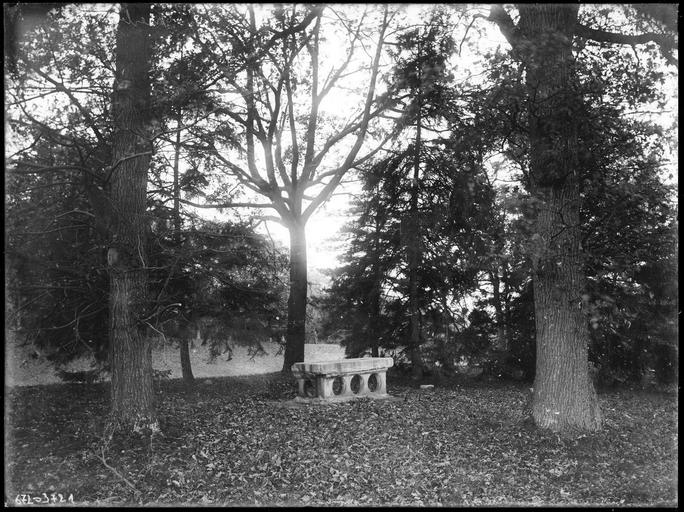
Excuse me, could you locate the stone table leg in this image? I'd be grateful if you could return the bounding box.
[365,371,387,395]
[342,374,354,397]
[376,371,387,395]
[359,373,370,396]
[317,376,333,399]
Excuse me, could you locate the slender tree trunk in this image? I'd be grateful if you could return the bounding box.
[519,4,601,432]
[282,219,307,371]
[108,3,157,432]
[631,336,646,384]
[490,269,507,352]
[503,271,512,349]
[179,336,194,381]
[439,294,452,372]
[172,108,194,385]
[172,112,182,240]
[407,95,424,380]
[369,210,382,357]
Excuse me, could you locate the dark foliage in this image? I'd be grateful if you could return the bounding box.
[321,143,494,361]
[145,216,289,351]
[6,152,110,365]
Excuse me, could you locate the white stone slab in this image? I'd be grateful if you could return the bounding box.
[291,357,393,376]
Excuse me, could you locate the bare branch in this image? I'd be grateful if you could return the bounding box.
[303,14,322,174]
[29,66,108,146]
[93,447,141,496]
[303,6,390,221]
[317,12,364,104]
[274,115,292,188]
[179,198,277,209]
[55,209,96,219]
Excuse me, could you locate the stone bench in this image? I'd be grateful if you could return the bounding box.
[291,357,393,402]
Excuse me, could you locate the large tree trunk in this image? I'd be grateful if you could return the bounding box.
[282,220,307,371]
[519,4,601,432]
[107,3,157,432]
[530,184,601,431]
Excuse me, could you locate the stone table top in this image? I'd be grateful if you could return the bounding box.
[291,357,394,375]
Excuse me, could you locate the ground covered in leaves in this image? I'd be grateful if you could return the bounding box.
[5,373,678,506]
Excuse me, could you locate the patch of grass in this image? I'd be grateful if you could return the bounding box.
[5,374,677,506]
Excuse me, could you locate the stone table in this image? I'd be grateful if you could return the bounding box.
[291,357,394,402]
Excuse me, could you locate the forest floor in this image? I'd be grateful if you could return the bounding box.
[5,371,678,506]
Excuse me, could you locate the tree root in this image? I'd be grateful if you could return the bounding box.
[93,446,141,497]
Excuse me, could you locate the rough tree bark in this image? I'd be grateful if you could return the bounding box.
[107,2,157,432]
[515,4,601,432]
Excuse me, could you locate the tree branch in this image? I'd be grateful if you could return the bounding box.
[488,5,523,49]
[575,23,675,48]
[575,22,678,67]
[303,14,322,174]
[29,66,108,146]
[179,198,277,210]
[264,6,323,50]
[9,161,102,181]
[302,6,390,221]
[273,115,293,188]
[257,215,287,226]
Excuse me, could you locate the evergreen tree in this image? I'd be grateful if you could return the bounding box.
[324,142,495,367]
[387,10,457,378]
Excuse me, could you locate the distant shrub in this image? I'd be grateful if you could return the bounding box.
[55,369,99,384]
